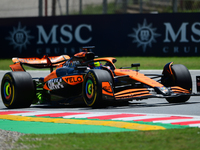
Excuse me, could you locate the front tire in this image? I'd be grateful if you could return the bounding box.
[82,69,113,108]
[1,72,35,108]
[162,64,192,103]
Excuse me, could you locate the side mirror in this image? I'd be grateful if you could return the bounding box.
[131,63,140,67]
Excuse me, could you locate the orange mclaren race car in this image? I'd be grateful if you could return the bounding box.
[1,46,200,108]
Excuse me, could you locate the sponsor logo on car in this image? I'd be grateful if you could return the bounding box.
[47,78,64,90]
[62,75,83,85]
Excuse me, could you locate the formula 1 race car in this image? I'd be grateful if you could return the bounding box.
[1,46,200,108]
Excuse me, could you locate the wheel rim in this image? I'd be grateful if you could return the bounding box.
[85,79,94,99]
[3,81,12,100]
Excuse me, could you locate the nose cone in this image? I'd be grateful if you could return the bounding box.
[155,86,171,96]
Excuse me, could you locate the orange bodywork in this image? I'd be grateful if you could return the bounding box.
[115,93,152,100]
[12,55,70,65]
[43,84,50,91]
[9,62,25,71]
[114,88,149,96]
[10,55,70,71]
[44,70,58,82]
[74,52,86,57]
[168,62,174,75]
[114,69,163,88]
[114,88,151,100]
[170,86,191,94]
[102,82,114,96]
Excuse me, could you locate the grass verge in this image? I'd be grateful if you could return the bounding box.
[1,57,200,70]
[114,57,200,69]
[16,128,200,150]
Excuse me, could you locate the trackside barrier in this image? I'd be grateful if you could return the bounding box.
[0,13,200,58]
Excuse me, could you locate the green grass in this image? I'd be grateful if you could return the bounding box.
[1,57,200,70]
[15,128,200,150]
[114,57,200,69]
[0,59,13,70]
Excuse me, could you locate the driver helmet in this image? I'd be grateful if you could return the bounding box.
[89,61,102,69]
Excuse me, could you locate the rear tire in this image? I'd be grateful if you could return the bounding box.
[82,69,113,108]
[1,72,35,108]
[163,64,192,103]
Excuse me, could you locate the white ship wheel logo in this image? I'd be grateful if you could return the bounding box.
[128,19,161,52]
[6,22,34,53]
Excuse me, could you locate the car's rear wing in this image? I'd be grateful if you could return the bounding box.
[10,55,70,72]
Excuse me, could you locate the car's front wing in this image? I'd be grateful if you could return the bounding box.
[102,82,200,101]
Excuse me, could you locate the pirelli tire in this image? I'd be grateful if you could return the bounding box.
[82,69,113,108]
[1,72,35,108]
[166,64,192,103]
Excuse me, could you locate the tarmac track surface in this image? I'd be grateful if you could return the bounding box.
[0,70,200,133]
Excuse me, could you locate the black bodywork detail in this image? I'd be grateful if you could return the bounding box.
[50,83,83,98]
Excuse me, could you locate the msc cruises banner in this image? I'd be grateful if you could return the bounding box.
[0,13,200,58]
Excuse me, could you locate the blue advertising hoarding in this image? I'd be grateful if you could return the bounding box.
[0,13,200,58]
